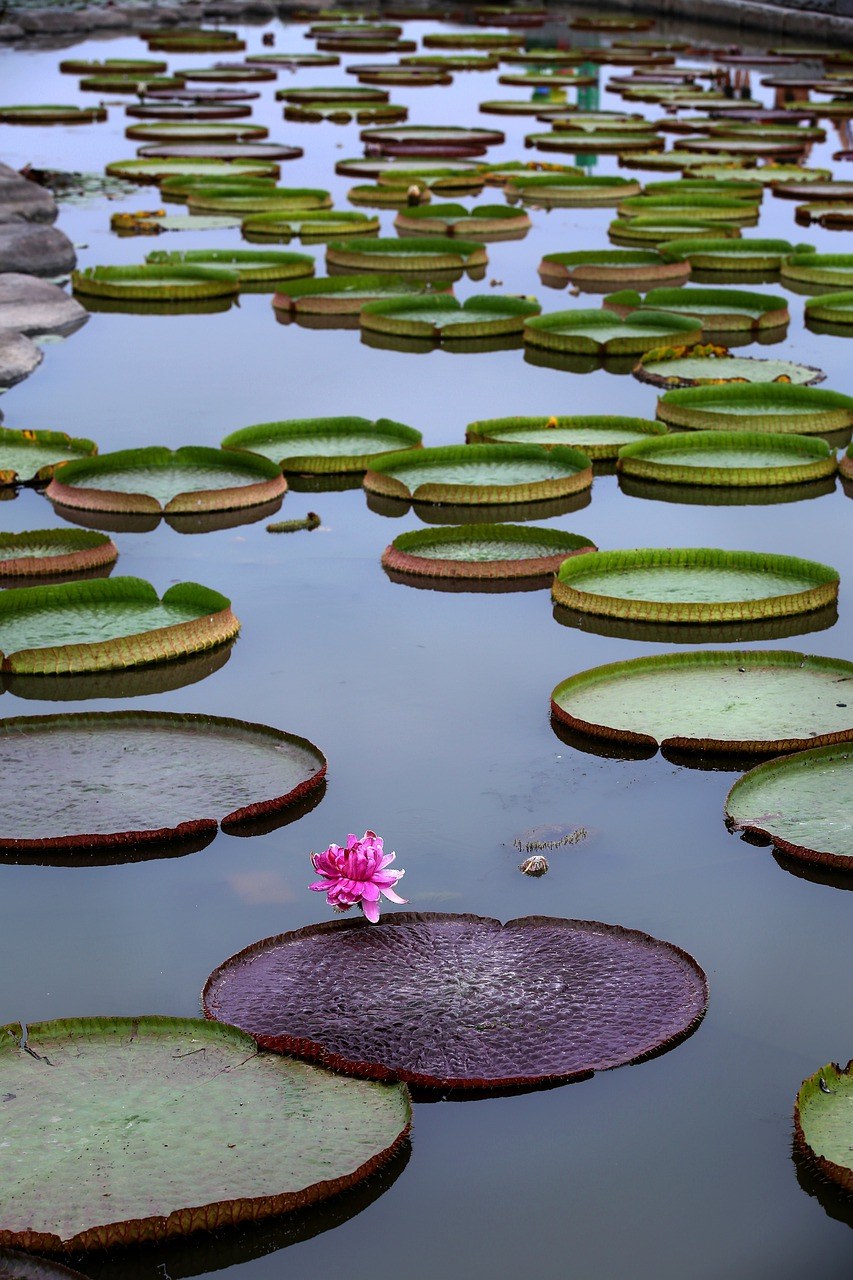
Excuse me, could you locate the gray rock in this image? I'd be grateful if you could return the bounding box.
[0,23,25,42]
[0,326,43,387]
[0,273,88,336]
[0,223,76,276]
[0,165,58,225]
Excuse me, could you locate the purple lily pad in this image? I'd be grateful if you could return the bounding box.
[203,913,708,1091]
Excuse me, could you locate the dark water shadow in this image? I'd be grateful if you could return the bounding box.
[792,1140,853,1229]
[49,498,283,535]
[286,471,364,493]
[523,346,638,376]
[806,316,853,339]
[618,473,838,507]
[77,296,236,317]
[2,641,234,703]
[0,561,115,590]
[0,828,218,868]
[365,491,592,524]
[361,329,524,355]
[549,714,659,763]
[384,567,553,594]
[551,601,839,645]
[70,1141,411,1280]
[223,777,327,838]
[772,849,853,892]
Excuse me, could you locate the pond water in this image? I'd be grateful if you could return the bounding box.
[0,8,852,1279]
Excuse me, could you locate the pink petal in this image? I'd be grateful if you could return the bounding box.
[380,887,408,905]
[361,881,380,902]
[362,897,380,923]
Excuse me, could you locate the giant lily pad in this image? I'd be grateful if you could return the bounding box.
[0,577,238,676]
[0,429,97,486]
[276,86,390,104]
[679,135,812,159]
[659,238,813,272]
[348,182,433,207]
[360,124,505,156]
[603,287,789,333]
[538,250,689,291]
[467,414,666,459]
[363,443,592,505]
[245,52,341,68]
[326,236,488,276]
[46,447,284,515]
[382,524,595,582]
[175,65,277,84]
[505,173,642,206]
[772,181,853,201]
[805,291,853,329]
[272,275,443,316]
[726,744,853,872]
[523,310,703,356]
[634,349,824,388]
[393,203,530,239]
[146,248,314,284]
[795,204,853,229]
[60,57,168,74]
[780,254,853,291]
[335,156,481,180]
[551,650,853,755]
[242,210,380,241]
[349,64,452,87]
[525,130,664,154]
[656,384,853,436]
[147,30,246,54]
[423,31,524,48]
[0,711,326,852]
[202,913,707,1090]
[687,164,831,186]
[0,530,117,582]
[616,194,759,225]
[222,417,421,474]
[72,264,239,304]
[401,53,499,70]
[79,76,186,94]
[360,294,540,343]
[609,216,742,247]
[105,159,280,185]
[185,187,332,214]
[125,121,269,144]
[0,105,107,125]
[136,143,302,164]
[617,432,837,487]
[0,1017,409,1249]
[285,102,408,124]
[795,1061,853,1192]
[552,547,839,622]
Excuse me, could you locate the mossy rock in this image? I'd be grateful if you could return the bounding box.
[523,309,702,356]
[363,443,592,505]
[603,287,789,332]
[360,294,540,342]
[382,524,596,582]
[221,416,421,474]
[72,264,240,302]
[656,384,853,436]
[552,547,838,623]
[0,428,98,486]
[242,210,380,242]
[539,250,689,291]
[467,415,666,460]
[617,430,837,487]
[393,203,530,239]
[659,238,814,271]
[326,236,488,275]
[0,105,107,125]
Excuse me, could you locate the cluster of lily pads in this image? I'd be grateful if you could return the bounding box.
[1,3,853,1266]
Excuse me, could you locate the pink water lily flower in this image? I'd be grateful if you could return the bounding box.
[310,830,407,924]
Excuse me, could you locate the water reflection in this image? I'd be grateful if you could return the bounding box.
[361,330,525,355]
[76,297,237,317]
[49,497,283,534]
[384,566,553,594]
[524,346,638,376]
[366,490,592,523]
[551,601,839,645]
[618,474,838,507]
[792,1140,853,1229]
[2,641,234,702]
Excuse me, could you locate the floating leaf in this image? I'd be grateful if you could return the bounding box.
[382,523,596,581]
[203,913,707,1090]
[363,443,592,505]
[0,105,106,125]
[551,650,853,756]
[524,309,702,356]
[0,428,97,486]
[781,253,853,291]
[272,274,444,315]
[326,236,488,276]
[795,1062,853,1192]
[618,431,837,488]
[659,238,814,272]
[552,547,839,622]
[634,349,824,388]
[656,383,853,436]
[360,294,540,343]
[146,248,315,283]
[0,1017,409,1250]
[0,529,117,582]
[726,744,853,872]
[538,249,689,291]
[525,130,664,154]
[467,414,667,459]
[222,416,421,474]
[506,173,642,207]
[72,264,240,303]
[393,203,530,239]
[242,209,380,241]
[604,287,789,332]
[125,120,269,144]
[105,158,280,185]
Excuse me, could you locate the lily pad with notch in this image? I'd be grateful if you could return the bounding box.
[538,249,690,292]
[364,443,592,505]
[393,203,530,239]
[603,287,789,333]
[505,173,642,206]
[326,236,488,278]
[202,912,707,1091]
[655,383,853,440]
[0,429,97,487]
[146,248,315,285]
[359,294,540,344]
[222,417,421,474]
[242,210,380,242]
[272,275,446,317]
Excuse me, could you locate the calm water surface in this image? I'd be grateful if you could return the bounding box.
[0,10,851,1279]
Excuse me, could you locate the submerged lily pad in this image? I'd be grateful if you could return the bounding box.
[656,384,853,436]
[618,432,837,488]
[552,547,839,622]
[46,447,285,515]
[467,414,666,459]
[202,913,708,1090]
[552,650,853,756]
[382,524,596,581]
[0,577,239,675]
[0,1017,409,1250]
[538,249,689,291]
[363,443,592,505]
[0,530,117,581]
[523,310,703,356]
[146,248,315,284]
[635,349,824,388]
[360,294,540,342]
[726,744,853,872]
[0,429,97,486]
[795,1061,853,1191]
[326,236,488,276]
[72,264,240,302]
[603,287,789,332]
[222,417,421,474]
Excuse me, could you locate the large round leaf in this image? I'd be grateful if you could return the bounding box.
[617,431,837,487]
[634,350,825,388]
[523,309,702,356]
[203,913,708,1090]
[659,238,813,271]
[145,248,314,284]
[725,744,852,871]
[551,650,853,756]
[538,249,689,291]
[795,1062,853,1192]
[0,429,97,486]
[552,547,839,622]
[603,287,789,332]
[222,416,421,474]
[326,236,488,276]
[272,274,445,315]
[506,173,642,207]
[363,443,592,504]
[382,523,596,581]
[781,253,853,291]
[467,414,666,459]
[72,265,240,303]
[656,384,853,436]
[0,711,326,853]
[0,105,106,125]
[0,529,117,582]
[0,1017,410,1251]
[360,294,540,342]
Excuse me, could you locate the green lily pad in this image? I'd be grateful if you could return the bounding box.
[348,182,432,207]
[795,203,853,229]
[363,443,592,505]
[160,174,277,199]
[609,216,743,246]
[603,287,789,332]
[147,31,246,54]
[245,52,341,67]
[185,187,332,214]
[0,1017,409,1250]
[525,130,664,154]
[360,294,539,343]
[0,429,97,486]
[656,384,853,436]
[680,135,812,158]
[326,236,488,275]
[360,125,505,156]
[401,54,499,70]
[539,249,690,291]
[146,248,315,283]
[175,66,276,84]
[272,274,444,315]
[105,158,280,185]
[46,446,284,515]
[125,121,269,144]
[335,156,480,180]
[382,524,596,582]
[772,181,853,201]
[222,416,421,474]
[0,577,239,676]
[242,210,380,241]
[112,212,244,234]
[285,102,408,124]
[644,177,765,200]
[466,414,666,459]
[805,291,853,325]
[726,744,853,872]
[350,65,452,87]
[635,350,825,388]
[79,76,186,94]
[422,31,523,48]
[523,309,703,356]
[619,150,748,171]
[617,194,759,225]
[552,547,839,622]
[617,431,837,487]
[276,85,390,104]
[687,164,831,186]
[72,264,240,303]
[0,530,117,582]
[795,1061,853,1192]
[659,238,814,271]
[781,253,853,290]
[505,173,642,206]
[393,203,530,239]
[60,57,168,74]
[0,105,107,125]
[551,649,853,756]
